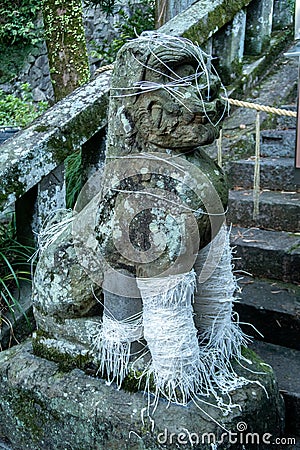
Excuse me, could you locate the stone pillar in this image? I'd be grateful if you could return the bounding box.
[16,164,65,246]
[34,163,66,236]
[272,0,293,30]
[213,10,246,84]
[245,0,274,55]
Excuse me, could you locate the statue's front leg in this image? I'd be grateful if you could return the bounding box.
[137,268,201,405]
[193,225,249,390]
[92,270,143,387]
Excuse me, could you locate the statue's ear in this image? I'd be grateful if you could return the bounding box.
[133,94,165,130]
[148,100,163,128]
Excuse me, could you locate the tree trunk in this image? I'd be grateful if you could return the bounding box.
[42,0,90,102]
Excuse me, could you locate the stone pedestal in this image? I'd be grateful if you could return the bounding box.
[0,341,284,450]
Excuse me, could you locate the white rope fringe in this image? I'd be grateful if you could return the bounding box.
[137,271,203,406]
[194,225,251,393]
[91,311,143,388]
[36,209,74,255]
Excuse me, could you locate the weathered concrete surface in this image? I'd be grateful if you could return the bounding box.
[0,341,284,450]
[0,71,111,211]
[228,190,300,232]
[231,227,300,283]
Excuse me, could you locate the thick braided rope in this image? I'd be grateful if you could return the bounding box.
[95,64,114,74]
[222,97,297,117]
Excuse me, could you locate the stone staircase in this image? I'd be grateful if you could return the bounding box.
[227,128,300,438]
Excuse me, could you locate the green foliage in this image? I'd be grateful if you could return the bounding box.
[0,0,42,46]
[0,216,33,331]
[0,43,34,84]
[65,150,83,209]
[84,0,119,16]
[0,83,48,127]
[90,0,155,65]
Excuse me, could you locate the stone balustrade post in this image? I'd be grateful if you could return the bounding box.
[245,0,274,55]
[272,0,294,31]
[213,10,247,84]
[35,163,66,234]
[16,164,67,246]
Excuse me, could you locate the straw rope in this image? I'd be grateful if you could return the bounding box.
[95,64,114,74]
[222,97,297,117]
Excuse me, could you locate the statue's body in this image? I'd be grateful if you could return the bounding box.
[33,34,235,401]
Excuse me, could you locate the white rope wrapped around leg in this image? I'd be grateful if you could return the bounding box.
[91,311,143,388]
[137,271,207,405]
[194,225,251,392]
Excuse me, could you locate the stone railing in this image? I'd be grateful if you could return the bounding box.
[0,71,111,244]
[0,0,294,328]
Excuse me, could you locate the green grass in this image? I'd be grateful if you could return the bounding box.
[0,216,34,339]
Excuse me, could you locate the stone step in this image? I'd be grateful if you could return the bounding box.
[260,129,296,158]
[231,226,300,283]
[235,276,300,350]
[249,340,300,437]
[228,189,300,232]
[227,157,298,192]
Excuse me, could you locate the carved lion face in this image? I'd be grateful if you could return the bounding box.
[129,49,226,150]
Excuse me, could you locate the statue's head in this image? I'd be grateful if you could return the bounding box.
[107,33,227,154]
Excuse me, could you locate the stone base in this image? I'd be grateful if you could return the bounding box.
[0,341,284,450]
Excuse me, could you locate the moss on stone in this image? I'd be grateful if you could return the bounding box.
[183,0,251,45]
[6,389,52,443]
[33,124,51,133]
[33,331,93,372]
[47,97,109,163]
[122,369,157,394]
[0,43,34,84]
[42,0,90,102]
[241,346,273,373]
